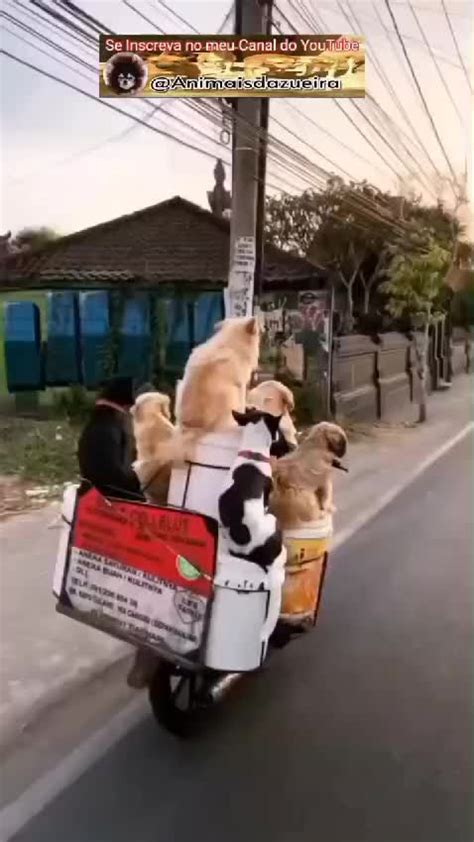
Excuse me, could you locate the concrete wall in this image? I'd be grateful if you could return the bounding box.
[332,327,471,422]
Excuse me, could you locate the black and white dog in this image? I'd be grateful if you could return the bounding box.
[218,409,285,571]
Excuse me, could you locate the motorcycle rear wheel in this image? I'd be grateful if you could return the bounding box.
[148,660,208,737]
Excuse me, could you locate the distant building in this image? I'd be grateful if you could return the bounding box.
[1,196,325,293]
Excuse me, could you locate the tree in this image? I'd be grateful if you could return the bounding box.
[307,179,398,331]
[265,190,325,256]
[265,180,460,333]
[381,238,451,423]
[359,246,389,314]
[266,179,402,330]
[308,211,368,332]
[11,226,60,252]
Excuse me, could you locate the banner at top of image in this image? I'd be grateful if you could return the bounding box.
[98,34,366,99]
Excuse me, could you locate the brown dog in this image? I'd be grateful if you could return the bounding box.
[270,422,347,528]
[131,392,175,502]
[247,380,298,448]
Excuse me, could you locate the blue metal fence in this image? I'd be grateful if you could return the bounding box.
[2,289,224,394]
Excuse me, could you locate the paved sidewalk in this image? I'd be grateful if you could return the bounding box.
[0,374,471,749]
[333,373,472,540]
[0,510,130,751]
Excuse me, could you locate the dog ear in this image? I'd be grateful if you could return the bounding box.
[162,395,171,419]
[266,413,283,437]
[281,384,295,412]
[245,316,259,335]
[232,410,248,426]
[327,430,347,458]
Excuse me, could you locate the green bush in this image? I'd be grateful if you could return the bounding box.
[51,385,93,424]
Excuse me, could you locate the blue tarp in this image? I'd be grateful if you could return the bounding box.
[80,291,110,389]
[193,292,224,345]
[45,292,81,386]
[117,293,151,382]
[5,301,43,392]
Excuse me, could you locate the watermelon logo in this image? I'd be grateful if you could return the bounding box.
[177,555,200,581]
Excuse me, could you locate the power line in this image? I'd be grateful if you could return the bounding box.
[270,114,354,180]
[217,2,234,33]
[154,0,199,33]
[369,0,450,172]
[306,0,443,192]
[343,3,465,70]
[283,103,390,178]
[121,0,165,33]
[1,47,416,240]
[215,100,413,234]
[388,0,470,15]
[384,0,459,195]
[0,50,226,161]
[9,0,96,51]
[2,10,96,73]
[273,3,297,32]
[285,0,315,30]
[338,0,440,193]
[273,3,430,190]
[57,0,109,35]
[6,123,151,186]
[29,0,96,41]
[290,1,443,198]
[2,22,96,83]
[112,0,413,221]
[0,47,287,200]
[439,0,472,92]
[6,0,175,126]
[408,0,464,128]
[2,3,442,236]
[46,0,428,205]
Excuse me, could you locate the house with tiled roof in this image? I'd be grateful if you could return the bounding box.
[0,195,330,399]
[1,196,326,291]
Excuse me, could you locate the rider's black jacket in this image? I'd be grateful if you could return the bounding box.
[77,404,144,502]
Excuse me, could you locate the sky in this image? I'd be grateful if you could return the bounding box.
[1,0,473,238]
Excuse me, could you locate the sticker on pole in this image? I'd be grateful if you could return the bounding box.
[58,488,218,664]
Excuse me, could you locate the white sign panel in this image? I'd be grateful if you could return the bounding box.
[65,547,207,656]
[225,236,256,317]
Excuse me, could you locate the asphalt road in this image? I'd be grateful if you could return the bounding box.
[12,435,472,842]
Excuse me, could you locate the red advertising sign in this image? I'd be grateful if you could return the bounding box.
[60,488,218,663]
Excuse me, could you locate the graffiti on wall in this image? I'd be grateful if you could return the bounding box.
[259,290,331,382]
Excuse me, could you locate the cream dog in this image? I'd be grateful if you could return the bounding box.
[270,422,348,528]
[131,391,175,503]
[153,316,261,466]
[247,380,298,448]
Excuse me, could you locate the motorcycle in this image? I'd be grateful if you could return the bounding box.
[53,478,331,738]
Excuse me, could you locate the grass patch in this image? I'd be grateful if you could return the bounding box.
[0,416,80,485]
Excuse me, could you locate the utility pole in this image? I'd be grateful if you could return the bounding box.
[225,0,269,319]
[254,1,273,309]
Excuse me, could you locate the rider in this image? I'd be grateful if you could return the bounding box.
[77,376,144,501]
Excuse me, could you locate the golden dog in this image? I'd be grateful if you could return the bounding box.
[270,422,347,528]
[131,391,175,503]
[176,316,260,432]
[153,316,260,466]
